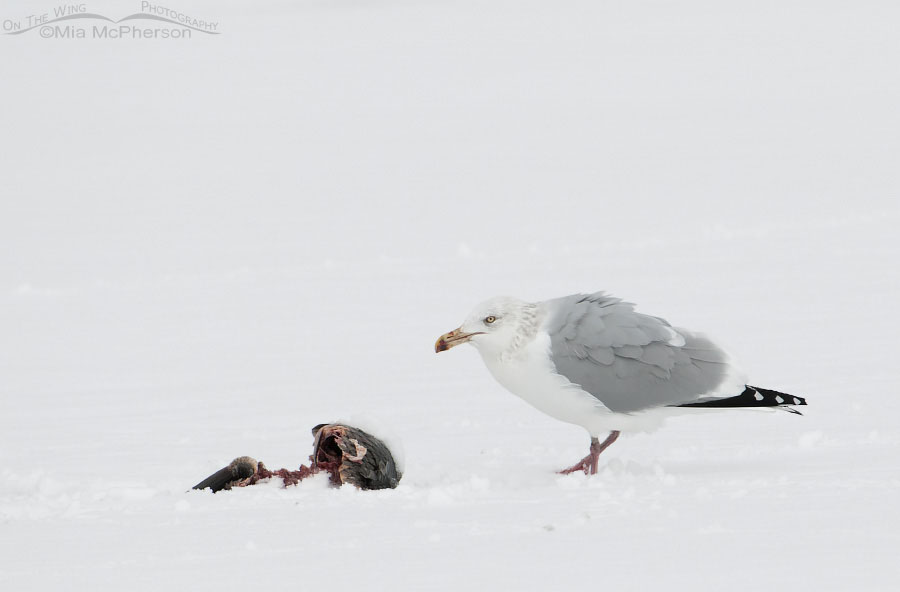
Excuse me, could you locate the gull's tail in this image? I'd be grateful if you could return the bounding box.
[676,385,807,415]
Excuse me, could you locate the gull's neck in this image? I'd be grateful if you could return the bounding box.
[506,302,540,360]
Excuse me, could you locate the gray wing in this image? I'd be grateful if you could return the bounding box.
[543,293,734,413]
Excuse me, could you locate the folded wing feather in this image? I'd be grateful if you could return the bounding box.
[543,292,736,413]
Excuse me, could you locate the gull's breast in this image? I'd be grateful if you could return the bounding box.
[479,332,614,431]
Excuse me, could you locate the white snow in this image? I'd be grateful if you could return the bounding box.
[2,0,899,590]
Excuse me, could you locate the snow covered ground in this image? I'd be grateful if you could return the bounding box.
[2,1,899,589]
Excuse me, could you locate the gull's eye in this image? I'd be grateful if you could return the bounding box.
[484,315,497,324]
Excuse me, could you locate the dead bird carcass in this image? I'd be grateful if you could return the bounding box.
[193,423,402,492]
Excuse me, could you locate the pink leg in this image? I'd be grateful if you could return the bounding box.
[558,431,620,475]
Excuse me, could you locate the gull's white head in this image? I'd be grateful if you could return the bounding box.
[435,296,535,357]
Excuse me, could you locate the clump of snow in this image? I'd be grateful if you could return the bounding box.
[798,430,824,450]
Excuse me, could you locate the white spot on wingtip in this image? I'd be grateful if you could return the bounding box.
[775,396,784,404]
[793,397,801,405]
[754,392,764,401]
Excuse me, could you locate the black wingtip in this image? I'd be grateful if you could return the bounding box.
[750,385,807,407]
[678,385,807,411]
